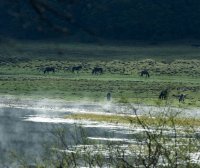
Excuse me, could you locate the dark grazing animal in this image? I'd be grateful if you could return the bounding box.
[141,70,150,77]
[173,93,187,103]
[179,94,186,102]
[107,92,111,101]
[173,94,187,102]
[72,65,82,73]
[92,67,103,75]
[159,89,169,100]
[44,67,55,74]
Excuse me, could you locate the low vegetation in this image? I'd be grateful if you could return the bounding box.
[65,113,200,127]
[1,41,200,107]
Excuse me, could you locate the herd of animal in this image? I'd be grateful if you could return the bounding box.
[43,66,103,75]
[159,88,187,102]
[43,66,150,76]
[42,66,186,103]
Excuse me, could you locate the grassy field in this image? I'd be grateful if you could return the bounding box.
[1,40,200,107]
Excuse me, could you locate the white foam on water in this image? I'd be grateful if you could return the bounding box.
[87,137,137,143]
[23,115,190,137]
[23,115,151,135]
[23,115,130,129]
[23,116,93,124]
[23,115,127,128]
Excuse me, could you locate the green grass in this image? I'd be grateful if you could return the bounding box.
[0,74,198,106]
[0,41,200,107]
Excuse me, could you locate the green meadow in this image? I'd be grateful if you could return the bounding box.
[1,40,200,107]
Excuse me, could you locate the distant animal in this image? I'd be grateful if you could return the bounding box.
[173,94,187,102]
[107,92,111,101]
[44,67,55,74]
[72,65,82,73]
[179,94,186,102]
[92,67,103,75]
[141,70,150,77]
[159,89,169,100]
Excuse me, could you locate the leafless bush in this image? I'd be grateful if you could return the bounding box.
[12,107,200,168]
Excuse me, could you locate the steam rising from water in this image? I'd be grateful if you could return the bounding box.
[1,96,200,118]
[0,96,200,167]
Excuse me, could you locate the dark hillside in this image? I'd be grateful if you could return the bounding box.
[1,0,200,41]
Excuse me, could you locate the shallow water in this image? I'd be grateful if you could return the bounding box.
[0,98,199,166]
[0,105,134,167]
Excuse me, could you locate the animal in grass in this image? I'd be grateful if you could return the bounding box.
[178,94,188,102]
[92,67,103,75]
[72,65,82,73]
[173,94,187,102]
[159,89,169,100]
[43,67,55,74]
[141,69,150,77]
[107,92,111,101]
